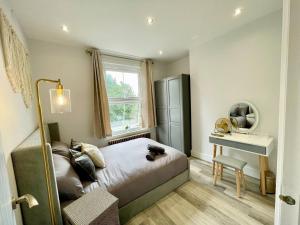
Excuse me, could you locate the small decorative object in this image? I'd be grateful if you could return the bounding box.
[214,118,232,134]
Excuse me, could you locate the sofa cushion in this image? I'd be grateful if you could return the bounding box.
[51,141,70,158]
[69,150,97,182]
[53,154,85,201]
[81,143,106,168]
[70,139,82,151]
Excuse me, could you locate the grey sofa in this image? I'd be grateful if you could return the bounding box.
[12,127,189,225]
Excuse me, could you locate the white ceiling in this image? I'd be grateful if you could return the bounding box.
[9,0,282,62]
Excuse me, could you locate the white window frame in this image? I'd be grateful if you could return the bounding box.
[103,62,142,135]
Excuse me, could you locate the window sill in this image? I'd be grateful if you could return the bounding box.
[107,128,152,140]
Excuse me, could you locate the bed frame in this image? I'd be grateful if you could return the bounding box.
[12,128,189,225]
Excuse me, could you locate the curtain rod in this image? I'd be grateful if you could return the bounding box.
[85,49,146,63]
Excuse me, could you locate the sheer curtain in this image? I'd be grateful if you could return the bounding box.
[140,59,157,128]
[91,49,112,138]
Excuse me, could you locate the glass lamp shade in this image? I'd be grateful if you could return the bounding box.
[49,89,71,113]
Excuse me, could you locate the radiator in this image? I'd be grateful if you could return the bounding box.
[108,132,151,145]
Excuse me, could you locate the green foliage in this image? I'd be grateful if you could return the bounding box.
[105,74,139,129]
[105,74,135,98]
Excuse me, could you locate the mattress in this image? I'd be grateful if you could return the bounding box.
[84,138,188,207]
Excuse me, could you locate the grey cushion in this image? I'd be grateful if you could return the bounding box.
[246,113,256,127]
[53,154,85,201]
[249,106,254,114]
[213,155,247,170]
[52,141,70,158]
[232,116,246,128]
[238,104,249,116]
[70,139,82,151]
[230,106,239,117]
[69,150,97,182]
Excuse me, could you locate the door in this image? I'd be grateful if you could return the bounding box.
[0,147,16,225]
[155,80,169,145]
[168,77,183,151]
[275,0,300,224]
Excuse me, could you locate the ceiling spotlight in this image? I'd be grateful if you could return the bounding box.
[159,50,163,55]
[147,17,154,25]
[234,7,242,17]
[61,25,69,33]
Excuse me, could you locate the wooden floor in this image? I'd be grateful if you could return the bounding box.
[126,158,275,225]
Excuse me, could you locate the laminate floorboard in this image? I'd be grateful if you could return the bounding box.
[126,158,275,225]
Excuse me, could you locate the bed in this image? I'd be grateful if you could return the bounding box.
[12,128,189,225]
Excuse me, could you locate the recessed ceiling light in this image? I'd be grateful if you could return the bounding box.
[147,17,154,25]
[61,24,69,33]
[234,7,243,17]
[159,50,163,55]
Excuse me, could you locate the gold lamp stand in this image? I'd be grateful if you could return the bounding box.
[35,78,71,225]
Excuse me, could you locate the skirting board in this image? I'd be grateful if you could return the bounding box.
[119,169,190,224]
[191,150,260,179]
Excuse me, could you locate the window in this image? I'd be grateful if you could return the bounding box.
[104,63,141,135]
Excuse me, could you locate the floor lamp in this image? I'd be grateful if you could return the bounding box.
[35,78,71,225]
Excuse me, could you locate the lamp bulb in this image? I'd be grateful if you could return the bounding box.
[56,95,65,106]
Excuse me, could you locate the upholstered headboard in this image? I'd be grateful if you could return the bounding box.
[12,125,63,225]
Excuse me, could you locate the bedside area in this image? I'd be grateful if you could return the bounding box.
[62,187,119,225]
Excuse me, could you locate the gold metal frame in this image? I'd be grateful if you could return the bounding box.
[35,78,63,225]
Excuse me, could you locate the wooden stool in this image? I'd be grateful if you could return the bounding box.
[213,155,247,198]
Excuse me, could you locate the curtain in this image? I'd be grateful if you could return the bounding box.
[91,49,112,138]
[0,9,33,108]
[140,59,157,128]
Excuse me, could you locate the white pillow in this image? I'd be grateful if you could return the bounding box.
[81,143,106,168]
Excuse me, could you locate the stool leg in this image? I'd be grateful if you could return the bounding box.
[235,169,241,198]
[213,163,219,185]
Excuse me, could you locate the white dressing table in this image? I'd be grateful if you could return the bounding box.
[209,133,274,195]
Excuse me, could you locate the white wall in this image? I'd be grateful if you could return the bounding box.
[190,11,282,178]
[0,0,37,224]
[153,60,167,81]
[29,39,167,146]
[165,56,190,76]
[29,40,100,146]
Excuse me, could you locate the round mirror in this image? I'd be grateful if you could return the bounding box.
[228,101,259,133]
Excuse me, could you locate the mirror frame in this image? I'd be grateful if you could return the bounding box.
[228,101,259,134]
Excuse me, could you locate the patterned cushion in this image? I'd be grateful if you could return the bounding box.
[70,150,97,182]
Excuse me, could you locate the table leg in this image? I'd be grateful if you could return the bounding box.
[259,156,269,195]
[235,169,241,198]
[212,144,217,175]
[219,146,223,178]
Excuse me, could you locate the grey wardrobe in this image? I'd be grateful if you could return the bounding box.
[154,74,191,156]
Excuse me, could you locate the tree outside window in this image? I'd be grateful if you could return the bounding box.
[104,69,141,134]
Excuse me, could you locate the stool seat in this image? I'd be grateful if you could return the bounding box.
[213,155,247,170]
[213,155,247,198]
